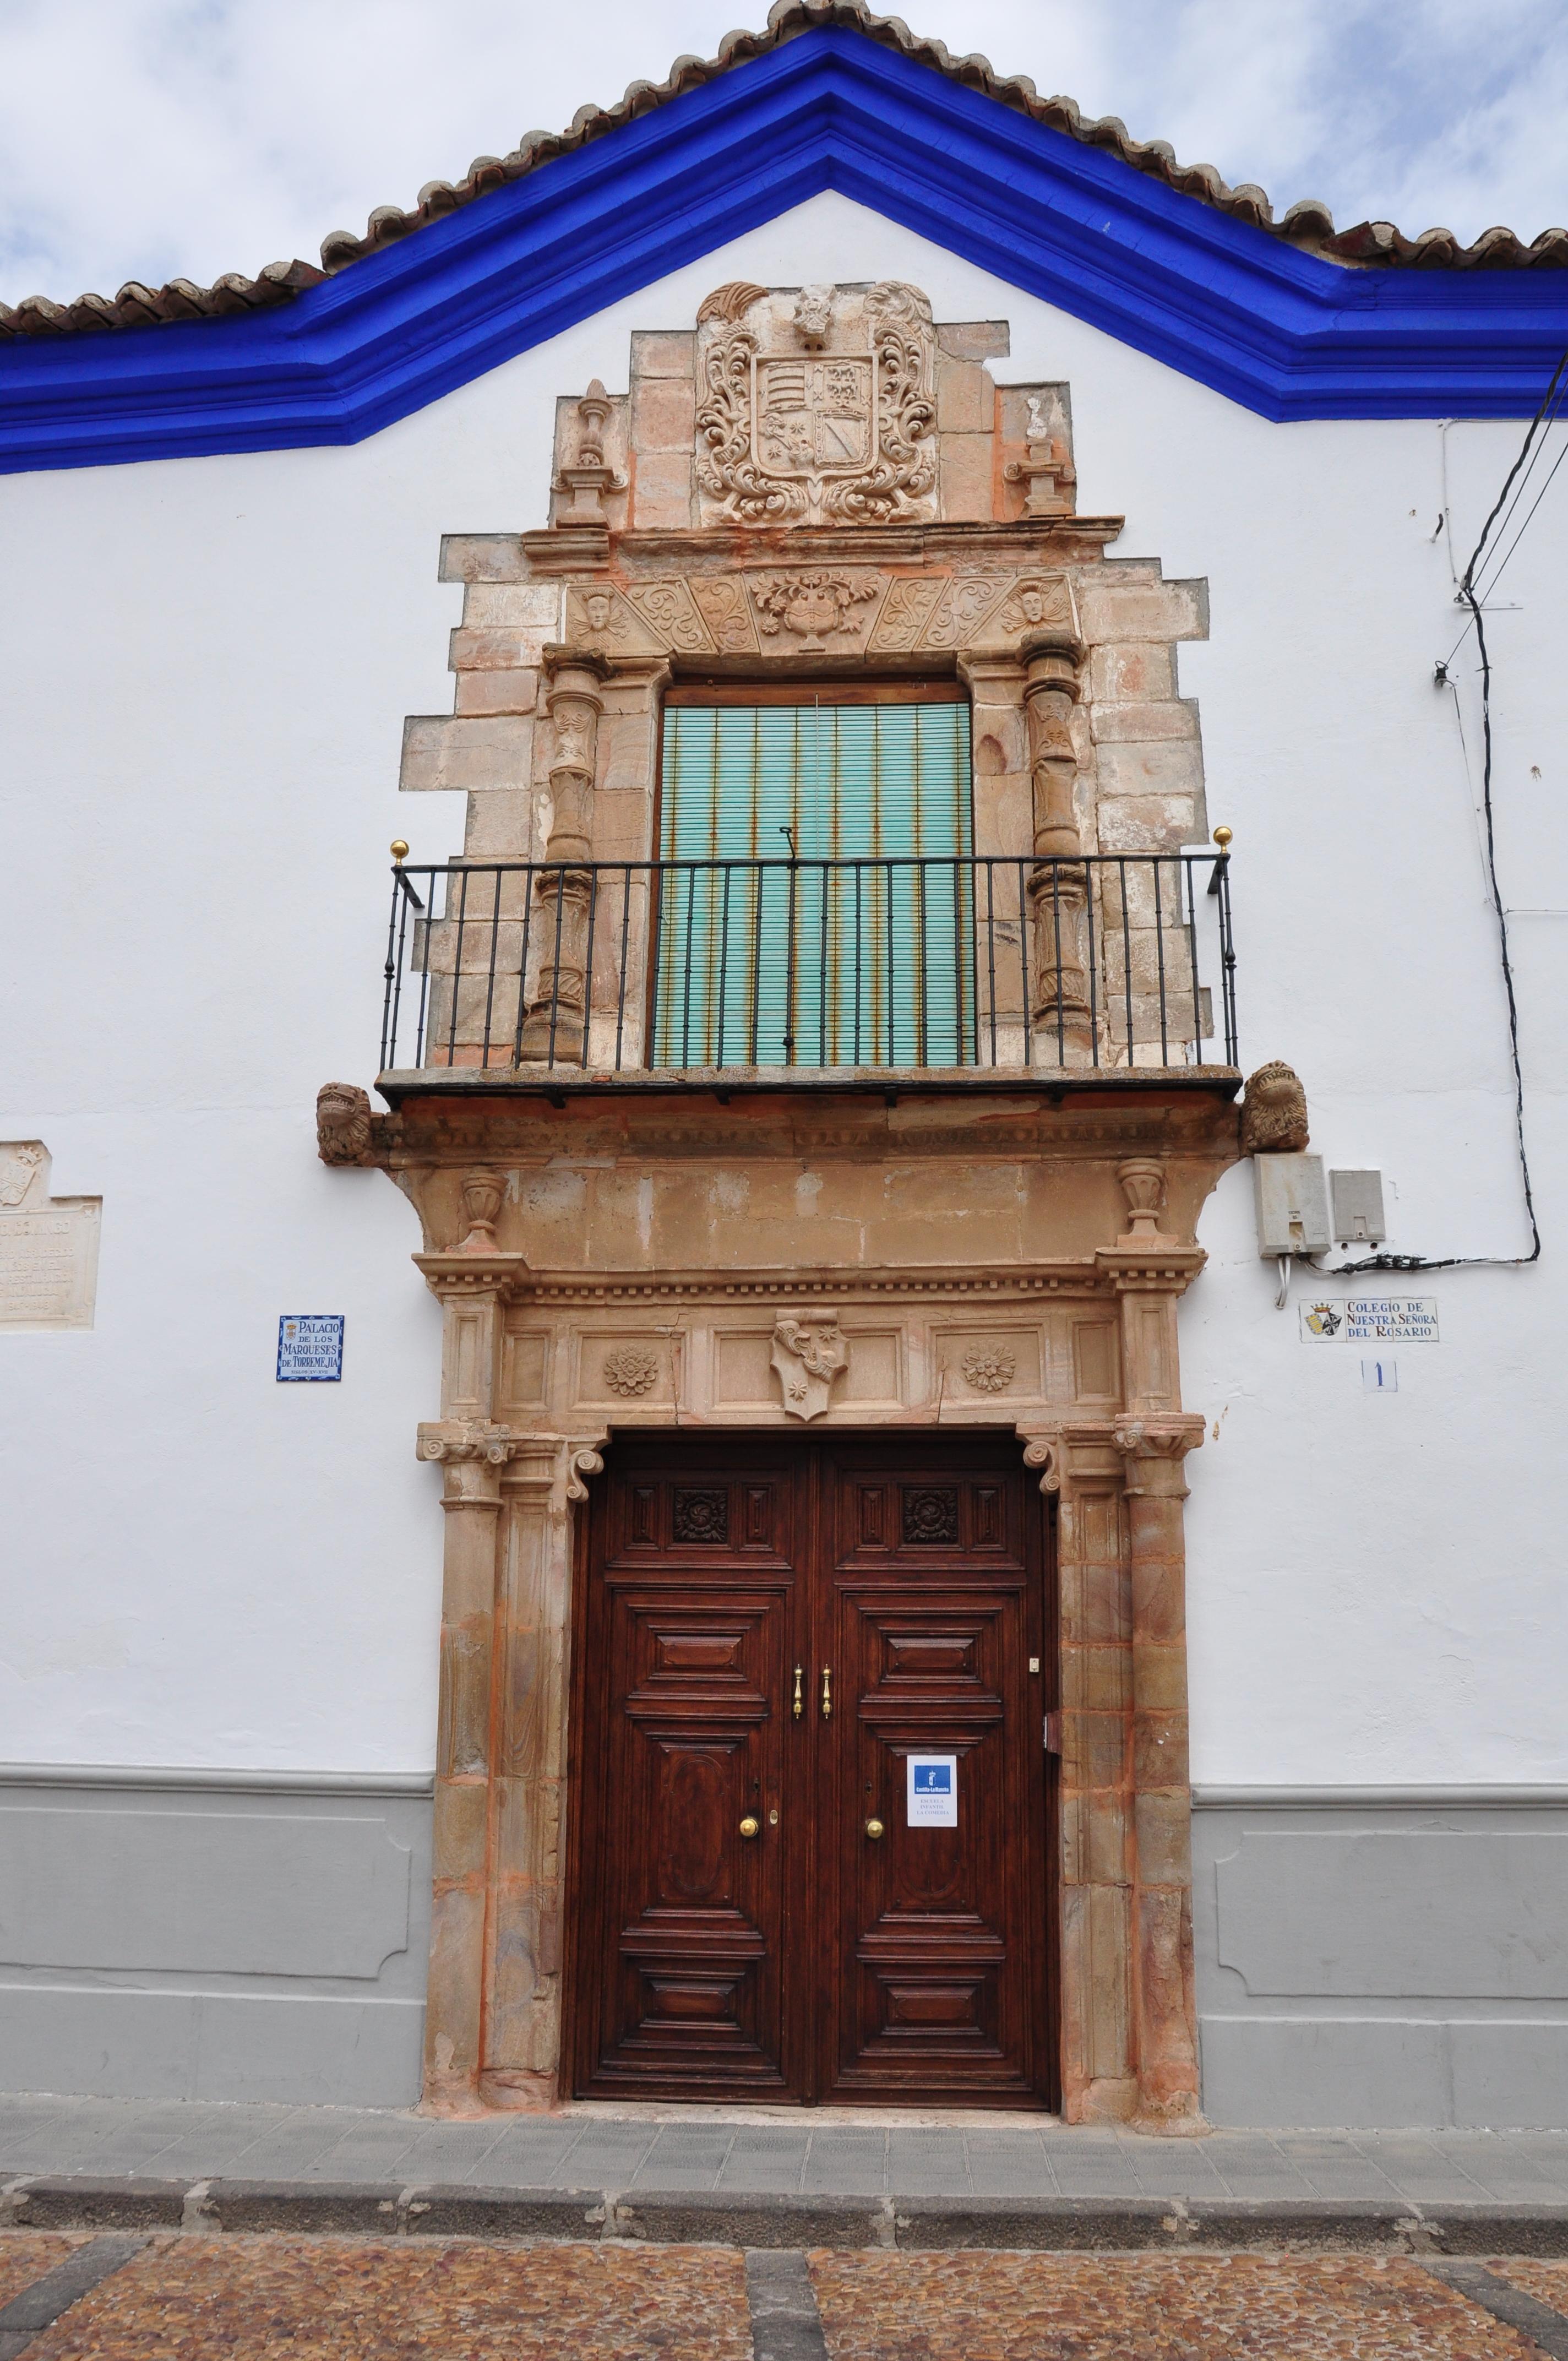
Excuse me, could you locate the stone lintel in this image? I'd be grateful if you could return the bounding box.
[612,517,1127,569]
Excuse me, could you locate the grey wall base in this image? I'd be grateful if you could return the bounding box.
[0,1771,431,2108]
[6,1773,1565,2123]
[1193,1792,1568,2130]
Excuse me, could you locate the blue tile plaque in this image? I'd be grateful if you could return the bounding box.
[277,1313,344,1382]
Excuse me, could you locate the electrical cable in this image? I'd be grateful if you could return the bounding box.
[1474,433,1568,606]
[1435,360,1568,673]
[1331,357,1565,1279]
[1471,367,1568,595]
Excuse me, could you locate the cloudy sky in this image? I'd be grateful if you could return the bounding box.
[3,0,1566,301]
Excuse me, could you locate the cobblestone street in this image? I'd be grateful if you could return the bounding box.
[5,2234,1568,2359]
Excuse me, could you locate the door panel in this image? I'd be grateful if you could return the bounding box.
[571,1452,800,2098]
[823,1454,1044,2102]
[569,1435,1050,2107]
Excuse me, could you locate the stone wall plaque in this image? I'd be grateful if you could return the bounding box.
[0,1143,100,1332]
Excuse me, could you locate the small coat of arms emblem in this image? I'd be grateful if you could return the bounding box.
[753,357,874,478]
[1304,1302,1343,1336]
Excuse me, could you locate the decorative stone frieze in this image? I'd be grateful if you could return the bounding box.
[750,568,881,649]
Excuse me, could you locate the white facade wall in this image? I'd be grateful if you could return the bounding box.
[4,197,1565,2115]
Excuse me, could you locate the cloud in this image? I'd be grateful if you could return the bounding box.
[1,0,1565,302]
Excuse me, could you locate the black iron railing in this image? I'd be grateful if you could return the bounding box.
[379,851,1237,1076]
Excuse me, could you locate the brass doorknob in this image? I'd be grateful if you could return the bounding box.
[864,1818,885,1841]
[738,1815,760,1839]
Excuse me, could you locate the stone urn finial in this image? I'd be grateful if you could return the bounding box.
[458,1167,505,1251]
[1115,1156,1174,1245]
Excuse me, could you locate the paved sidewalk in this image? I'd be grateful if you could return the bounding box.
[4,2093,1568,2207]
[5,2234,1568,2360]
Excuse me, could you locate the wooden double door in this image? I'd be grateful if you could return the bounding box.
[567,1433,1054,2107]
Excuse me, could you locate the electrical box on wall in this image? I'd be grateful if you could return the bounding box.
[1331,1169,1387,1245]
[1254,1154,1331,1256]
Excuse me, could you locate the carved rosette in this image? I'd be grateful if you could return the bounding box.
[961,1344,1016,1394]
[602,1346,659,1397]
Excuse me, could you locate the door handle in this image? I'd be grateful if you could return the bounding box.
[864,1817,885,1841]
[738,1815,760,1840]
[820,1666,832,1720]
[792,1664,803,1721]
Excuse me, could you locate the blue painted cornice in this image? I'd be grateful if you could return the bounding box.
[4,27,1567,475]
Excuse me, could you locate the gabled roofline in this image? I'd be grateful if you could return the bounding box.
[7,0,1567,345]
[4,22,1567,475]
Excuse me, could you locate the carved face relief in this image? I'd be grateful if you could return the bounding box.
[793,284,834,348]
[568,585,651,651]
[997,574,1078,640]
[315,1085,373,1168]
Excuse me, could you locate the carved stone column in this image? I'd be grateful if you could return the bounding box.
[1022,630,1093,1062]
[1093,1156,1206,2125]
[520,646,608,1062]
[1112,1413,1205,2128]
[1026,1424,1136,2123]
[413,1249,526,2113]
[480,1436,605,2109]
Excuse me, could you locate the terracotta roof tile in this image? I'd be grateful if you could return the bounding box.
[5,0,1565,340]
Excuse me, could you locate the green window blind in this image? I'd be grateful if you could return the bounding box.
[654,701,975,1068]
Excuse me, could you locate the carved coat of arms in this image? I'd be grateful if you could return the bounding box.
[696,280,937,527]
[771,1311,850,1421]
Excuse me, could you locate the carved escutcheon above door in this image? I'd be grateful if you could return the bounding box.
[770,1310,850,1419]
